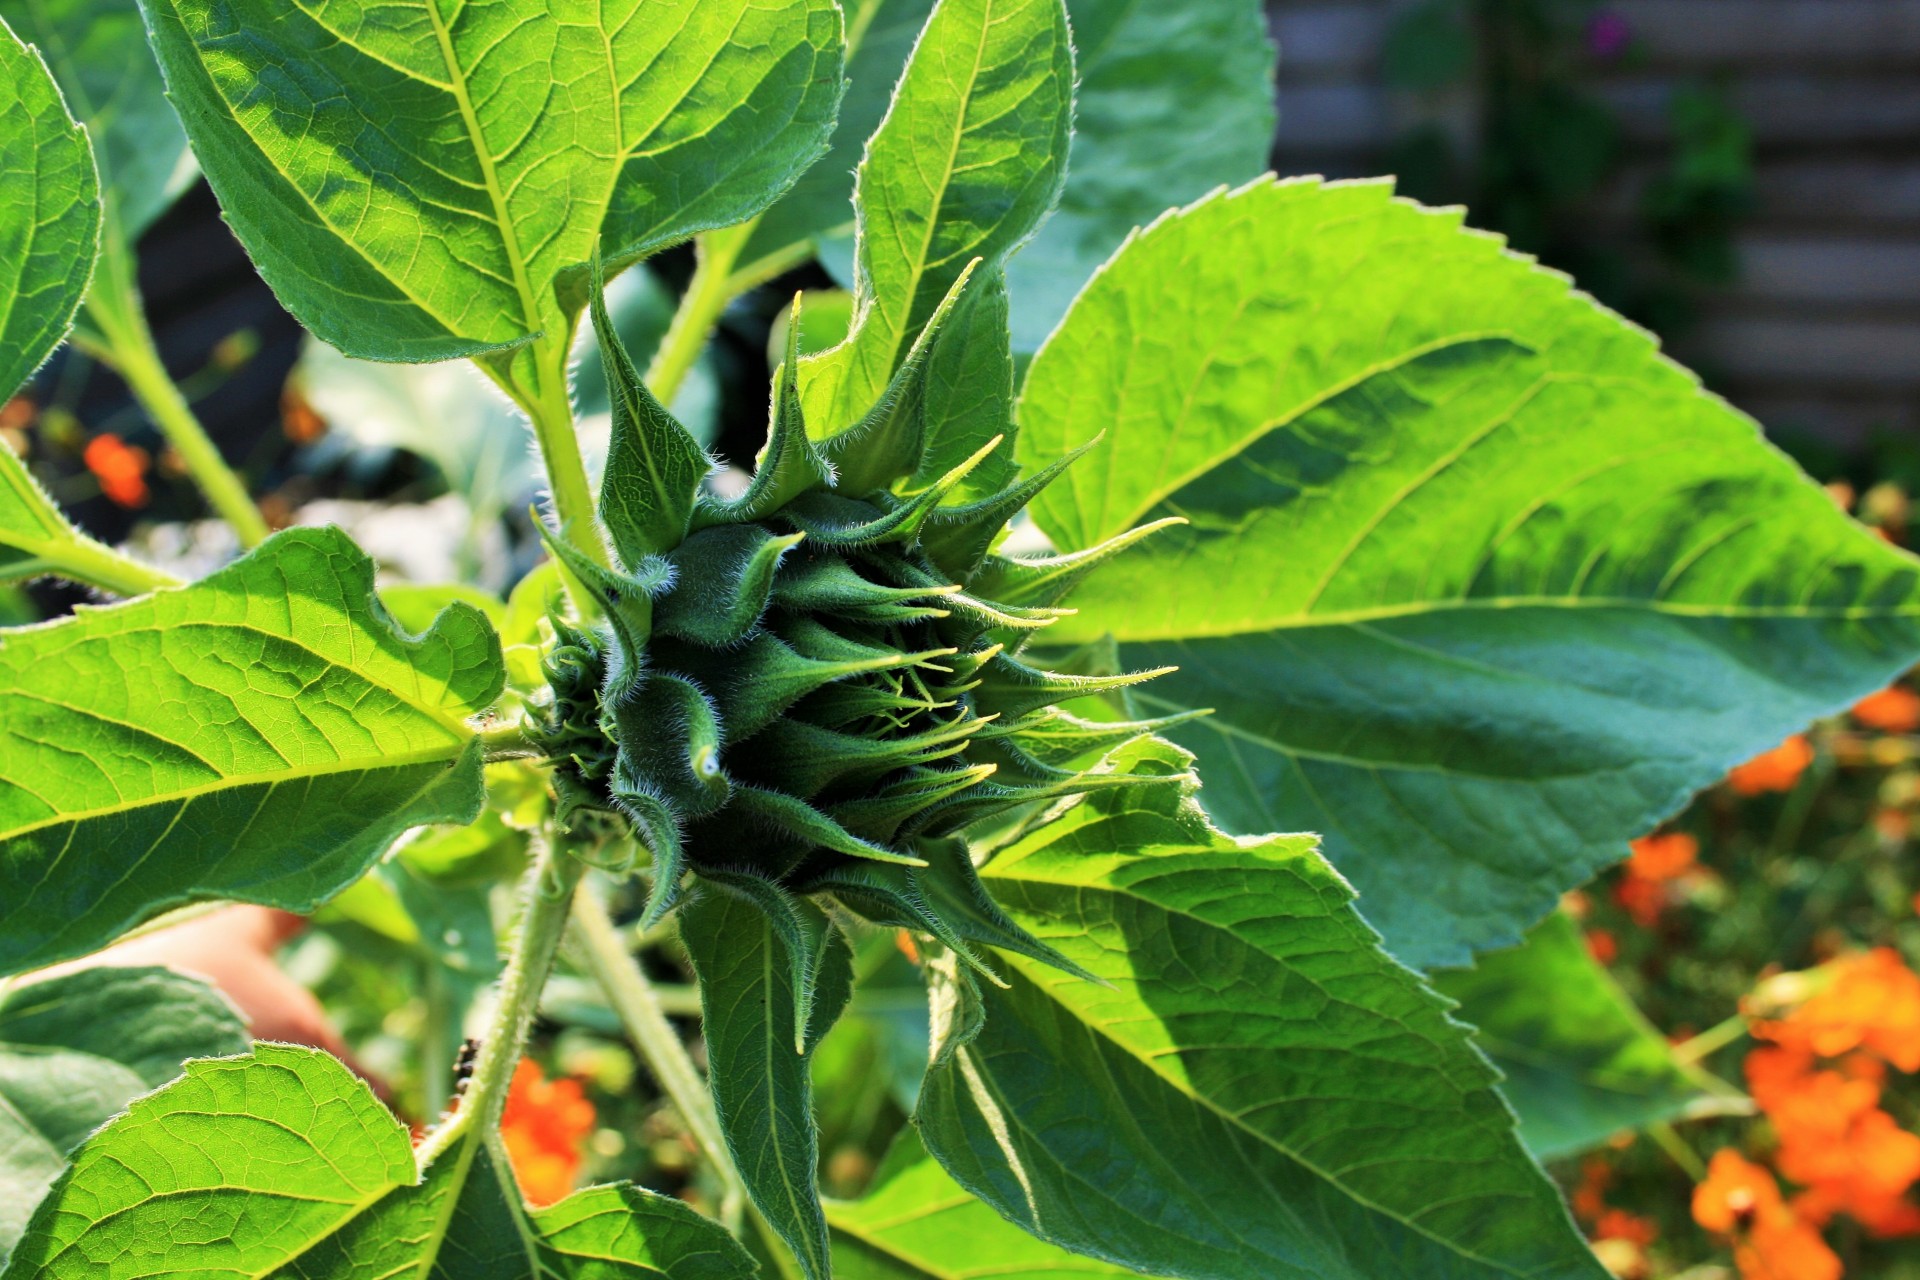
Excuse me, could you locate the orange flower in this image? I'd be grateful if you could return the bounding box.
[1627,832,1697,881]
[1732,1216,1842,1280]
[1695,1151,1785,1234]
[82,433,149,508]
[1572,1155,1613,1224]
[1855,685,1920,733]
[1585,928,1618,965]
[1727,735,1813,795]
[1695,1152,1842,1280]
[500,1058,596,1208]
[1613,875,1668,929]
[1756,949,1920,1071]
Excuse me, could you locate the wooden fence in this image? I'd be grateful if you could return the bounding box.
[1268,0,1920,448]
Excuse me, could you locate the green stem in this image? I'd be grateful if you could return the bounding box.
[481,721,539,760]
[646,222,752,406]
[420,963,457,1120]
[1648,1120,1708,1181]
[1673,1011,1749,1067]
[29,532,179,597]
[571,889,731,1178]
[418,831,583,1167]
[79,223,270,548]
[523,355,609,568]
[572,890,803,1280]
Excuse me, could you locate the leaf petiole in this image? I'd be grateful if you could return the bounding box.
[646,221,752,406]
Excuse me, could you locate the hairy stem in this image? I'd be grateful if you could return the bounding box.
[27,532,179,598]
[646,222,751,406]
[78,223,270,548]
[418,830,583,1166]
[520,347,610,569]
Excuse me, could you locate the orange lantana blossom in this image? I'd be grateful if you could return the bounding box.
[1693,1150,1842,1280]
[82,433,149,508]
[500,1058,597,1207]
[1732,949,1920,1254]
[1727,735,1814,796]
[1616,831,1700,927]
[1855,684,1920,734]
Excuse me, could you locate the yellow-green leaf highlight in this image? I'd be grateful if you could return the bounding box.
[0,526,503,976]
[1019,176,1920,968]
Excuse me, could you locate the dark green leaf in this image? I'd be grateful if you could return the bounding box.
[1436,912,1739,1160]
[916,748,1607,1280]
[0,1044,754,1278]
[0,526,503,976]
[1005,0,1274,350]
[1019,176,1920,968]
[0,14,97,402]
[0,966,246,1261]
[682,887,850,1280]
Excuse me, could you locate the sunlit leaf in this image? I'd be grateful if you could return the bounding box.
[0,966,246,1262]
[1020,176,1920,968]
[916,744,1607,1280]
[0,526,503,976]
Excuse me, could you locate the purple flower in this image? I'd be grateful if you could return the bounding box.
[1586,10,1632,59]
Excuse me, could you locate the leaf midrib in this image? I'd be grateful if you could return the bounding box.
[0,739,465,844]
[1077,592,1920,645]
[420,0,546,353]
[977,859,1554,1280]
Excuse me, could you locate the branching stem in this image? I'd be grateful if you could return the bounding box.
[77,223,270,548]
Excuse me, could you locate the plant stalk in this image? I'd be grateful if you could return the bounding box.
[519,349,611,570]
[30,532,179,598]
[571,889,804,1280]
[418,830,583,1166]
[79,224,270,548]
[646,222,752,406]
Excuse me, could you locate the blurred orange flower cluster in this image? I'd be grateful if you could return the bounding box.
[1694,1151,1841,1280]
[1697,949,1920,1276]
[82,433,149,508]
[1727,735,1814,796]
[501,1058,597,1208]
[1616,832,1700,928]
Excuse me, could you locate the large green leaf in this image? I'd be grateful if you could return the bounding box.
[0,13,98,401]
[1437,912,1737,1160]
[0,966,246,1262]
[828,1132,1147,1278]
[799,0,1071,446]
[1018,176,1920,969]
[0,1043,753,1278]
[136,0,844,368]
[765,0,1276,355]
[740,0,937,282]
[0,525,503,976]
[682,887,853,1280]
[915,746,1606,1280]
[1004,0,1273,351]
[2,0,190,240]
